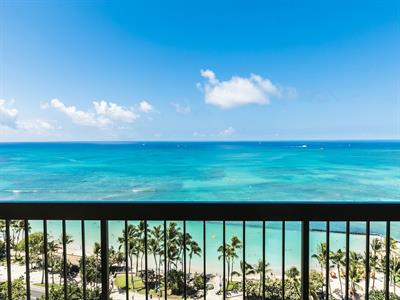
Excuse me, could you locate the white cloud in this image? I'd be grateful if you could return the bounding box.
[0,99,58,135]
[50,99,111,127]
[17,119,58,131]
[0,99,18,128]
[138,101,153,113]
[172,103,191,115]
[219,126,236,137]
[198,69,281,109]
[94,100,139,122]
[44,98,155,128]
[200,69,217,84]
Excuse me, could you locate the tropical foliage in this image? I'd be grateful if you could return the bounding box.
[1,221,400,300]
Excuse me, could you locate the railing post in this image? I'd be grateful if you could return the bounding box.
[101,220,109,300]
[203,221,206,300]
[385,221,390,300]
[345,221,350,300]
[223,221,226,300]
[365,221,370,300]
[124,220,129,300]
[81,220,87,300]
[282,221,285,300]
[62,220,68,300]
[325,221,330,300]
[301,221,309,300]
[24,219,31,300]
[164,220,168,300]
[5,220,12,300]
[262,220,266,300]
[183,221,187,300]
[43,220,49,300]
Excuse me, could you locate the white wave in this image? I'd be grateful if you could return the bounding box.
[10,189,38,194]
[132,187,156,193]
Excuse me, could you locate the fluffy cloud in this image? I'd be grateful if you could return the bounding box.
[50,99,111,127]
[138,101,153,113]
[0,99,57,133]
[0,99,19,128]
[198,69,281,109]
[94,101,139,123]
[172,103,191,115]
[48,99,145,127]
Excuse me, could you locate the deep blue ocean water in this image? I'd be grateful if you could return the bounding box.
[1,141,399,201]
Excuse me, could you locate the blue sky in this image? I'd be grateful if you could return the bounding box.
[0,0,399,141]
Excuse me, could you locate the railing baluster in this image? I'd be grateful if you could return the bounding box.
[262,220,266,300]
[81,220,87,300]
[203,221,206,300]
[5,220,11,300]
[164,220,167,300]
[301,221,309,300]
[184,221,187,300]
[243,221,246,300]
[62,220,68,299]
[325,221,330,300]
[101,220,109,300]
[365,221,370,300]
[144,220,148,300]
[25,219,31,300]
[385,221,390,300]
[282,221,285,300]
[125,220,129,300]
[43,220,49,300]
[223,221,226,300]
[345,221,349,300]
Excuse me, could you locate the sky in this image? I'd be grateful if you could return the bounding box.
[0,0,399,141]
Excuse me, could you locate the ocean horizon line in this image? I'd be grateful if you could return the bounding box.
[1,139,400,144]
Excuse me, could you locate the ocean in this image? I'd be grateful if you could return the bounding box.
[1,141,399,201]
[1,141,399,273]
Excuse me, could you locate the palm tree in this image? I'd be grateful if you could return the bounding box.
[312,242,328,295]
[188,240,201,276]
[218,236,242,286]
[93,242,101,288]
[254,260,271,297]
[118,224,139,290]
[137,221,146,273]
[48,240,61,284]
[11,220,25,260]
[236,260,255,277]
[166,222,181,273]
[331,249,345,298]
[230,236,241,282]
[286,267,301,298]
[370,238,383,290]
[232,261,255,297]
[148,225,163,282]
[348,251,363,298]
[390,256,400,294]
[0,220,5,241]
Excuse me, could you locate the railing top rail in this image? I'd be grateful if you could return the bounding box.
[1,201,400,220]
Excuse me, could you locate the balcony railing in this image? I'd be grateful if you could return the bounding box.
[0,202,399,300]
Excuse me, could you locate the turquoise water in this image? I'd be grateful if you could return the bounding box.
[2,141,400,273]
[0,141,399,201]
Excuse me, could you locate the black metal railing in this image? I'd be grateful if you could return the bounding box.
[0,202,399,300]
